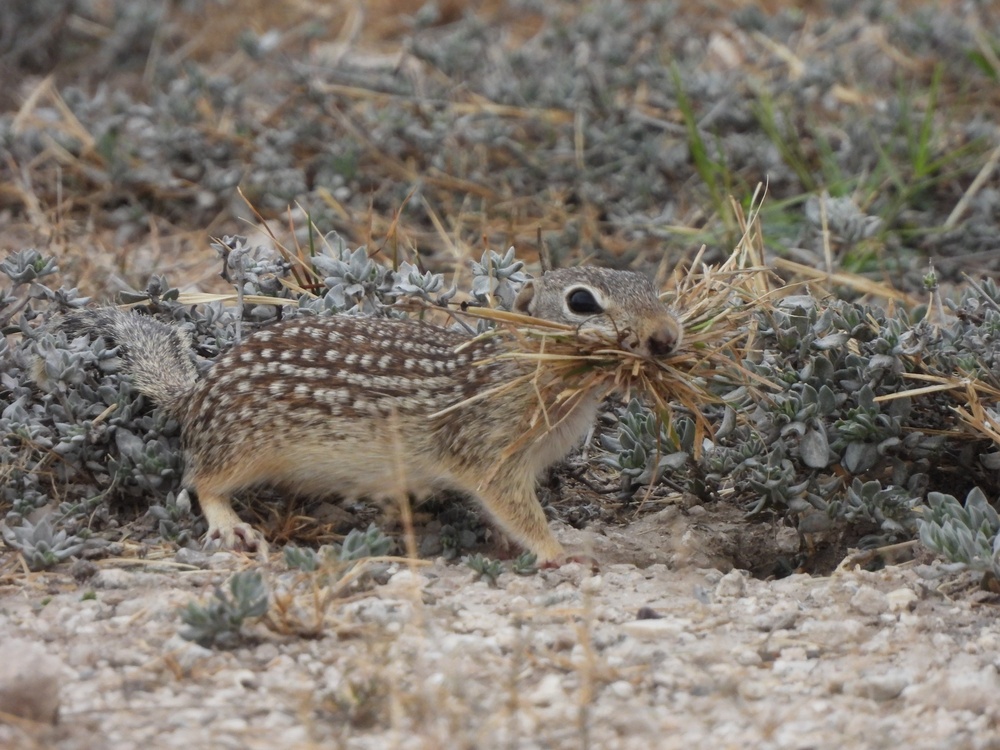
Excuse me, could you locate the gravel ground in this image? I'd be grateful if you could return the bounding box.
[2,518,999,750]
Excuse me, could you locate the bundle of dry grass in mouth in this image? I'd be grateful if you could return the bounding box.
[425,194,778,461]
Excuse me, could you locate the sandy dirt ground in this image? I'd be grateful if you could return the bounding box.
[2,512,999,750]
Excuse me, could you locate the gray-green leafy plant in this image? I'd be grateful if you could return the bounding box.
[511,551,539,576]
[600,398,692,498]
[0,516,93,571]
[919,488,1000,580]
[283,524,393,576]
[470,247,527,310]
[338,523,394,561]
[828,479,921,546]
[464,553,504,586]
[283,544,321,572]
[311,239,396,314]
[179,569,269,649]
[147,490,203,545]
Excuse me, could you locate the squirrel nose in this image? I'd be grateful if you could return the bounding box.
[646,320,682,357]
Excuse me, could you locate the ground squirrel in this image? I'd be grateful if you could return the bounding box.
[69,267,681,561]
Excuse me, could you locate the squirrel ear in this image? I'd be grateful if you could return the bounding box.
[513,279,536,315]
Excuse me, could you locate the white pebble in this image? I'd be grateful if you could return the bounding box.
[850,586,889,616]
[92,568,136,589]
[0,639,64,723]
[608,680,634,699]
[714,569,747,598]
[621,618,692,640]
[848,672,908,702]
[529,673,565,706]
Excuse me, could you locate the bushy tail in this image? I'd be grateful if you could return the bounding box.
[64,308,199,415]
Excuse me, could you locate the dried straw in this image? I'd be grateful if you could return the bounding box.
[432,187,780,460]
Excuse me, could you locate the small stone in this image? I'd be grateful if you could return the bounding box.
[418,532,444,557]
[232,669,259,690]
[214,717,249,733]
[977,631,1000,651]
[162,634,215,672]
[508,595,529,613]
[760,636,822,661]
[621,618,691,640]
[441,633,500,657]
[931,633,955,650]
[608,680,634,699]
[175,547,211,567]
[886,588,917,612]
[0,639,64,724]
[753,601,799,631]
[774,526,800,554]
[70,559,98,581]
[700,568,724,585]
[850,586,889,616]
[529,673,564,706]
[207,552,239,569]
[731,647,763,667]
[805,583,836,607]
[848,672,908,702]
[799,618,865,646]
[340,597,413,626]
[714,569,746,598]
[738,678,773,701]
[558,562,585,578]
[772,655,815,678]
[387,569,428,589]
[255,642,280,662]
[92,568,136,589]
[778,646,808,662]
[942,667,1000,713]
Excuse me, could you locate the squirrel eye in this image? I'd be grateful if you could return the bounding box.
[566,288,603,315]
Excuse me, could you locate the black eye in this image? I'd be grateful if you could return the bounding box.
[566,288,603,315]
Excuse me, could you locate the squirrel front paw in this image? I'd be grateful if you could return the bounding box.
[204,521,266,553]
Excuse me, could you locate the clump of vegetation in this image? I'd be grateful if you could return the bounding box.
[464,553,505,586]
[1,516,93,571]
[179,569,269,649]
[464,552,539,584]
[284,523,394,573]
[919,489,1000,582]
[146,490,203,546]
[511,552,539,576]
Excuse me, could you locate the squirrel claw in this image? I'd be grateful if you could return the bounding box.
[204,523,268,556]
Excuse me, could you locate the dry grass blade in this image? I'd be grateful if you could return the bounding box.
[945,377,1000,446]
[176,291,294,307]
[872,371,989,403]
[874,371,1000,444]
[770,257,920,305]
